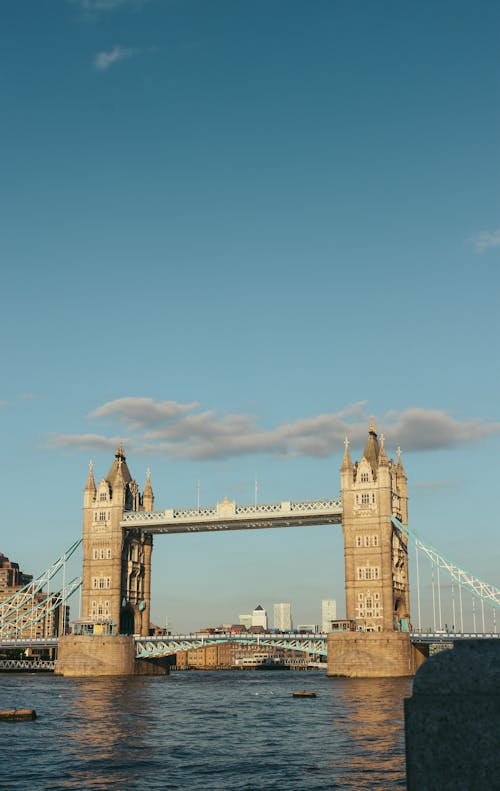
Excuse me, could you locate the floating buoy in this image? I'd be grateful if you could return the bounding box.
[292,691,316,698]
[0,709,37,721]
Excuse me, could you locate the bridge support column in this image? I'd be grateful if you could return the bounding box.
[327,632,425,677]
[55,635,169,677]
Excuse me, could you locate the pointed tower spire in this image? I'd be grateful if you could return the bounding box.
[362,420,380,475]
[143,467,154,511]
[85,460,96,492]
[340,436,353,470]
[378,433,388,466]
[83,460,97,507]
[396,445,407,478]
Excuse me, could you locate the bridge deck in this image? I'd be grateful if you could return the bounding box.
[121,498,343,533]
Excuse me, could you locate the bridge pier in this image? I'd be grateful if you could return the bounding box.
[327,632,427,677]
[55,635,170,677]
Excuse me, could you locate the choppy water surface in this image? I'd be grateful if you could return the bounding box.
[0,671,410,790]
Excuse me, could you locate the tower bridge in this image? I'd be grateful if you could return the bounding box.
[3,422,499,677]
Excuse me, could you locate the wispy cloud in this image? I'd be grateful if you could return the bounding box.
[470,229,500,253]
[72,0,147,11]
[47,400,500,461]
[88,397,199,429]
[93,45,139,71]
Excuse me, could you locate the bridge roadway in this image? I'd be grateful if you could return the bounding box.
[120,497,343,534]
[0,633,498,660]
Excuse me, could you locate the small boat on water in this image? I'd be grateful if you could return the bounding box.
[0,709,37,721]
[292,691,316,698]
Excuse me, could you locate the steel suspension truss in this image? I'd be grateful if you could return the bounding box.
[135,633,328,658]
[0,539,82,638]
[391,516,500,608]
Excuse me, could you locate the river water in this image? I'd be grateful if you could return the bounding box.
[0,671,411,790]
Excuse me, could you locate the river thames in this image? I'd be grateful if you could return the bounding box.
[0,671,411,790]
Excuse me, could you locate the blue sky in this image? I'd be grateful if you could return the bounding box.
[1,0,499,632]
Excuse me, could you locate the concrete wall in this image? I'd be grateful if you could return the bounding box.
[55,635,169,677]
[327,632,426,677]
[405,640,500,791]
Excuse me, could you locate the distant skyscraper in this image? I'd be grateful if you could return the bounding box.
[322,599,337,632]
[273,602,292,631]
[252,605,267,630]
[239,614,252,629]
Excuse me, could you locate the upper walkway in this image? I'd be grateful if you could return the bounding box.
[121,497,343,534]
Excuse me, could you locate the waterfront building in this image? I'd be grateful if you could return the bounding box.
[251,605,267,630]
[273,602,292,631]
[321,599,337,632]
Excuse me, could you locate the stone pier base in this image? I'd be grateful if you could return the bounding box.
[327,632,427,677]
[405,640,500,791]
[55,635,170,677]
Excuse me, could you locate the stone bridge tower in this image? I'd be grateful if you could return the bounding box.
[340,423,410,632]
[81,447,153,637]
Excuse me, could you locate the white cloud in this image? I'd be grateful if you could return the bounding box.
[471,229,500,253]
[93,45,138,71]
[88,397,199,428]
[46,433,124,452]
[48,401,500,461]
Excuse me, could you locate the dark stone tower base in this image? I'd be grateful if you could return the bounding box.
[55,635,169,677]
[327,632,427,678]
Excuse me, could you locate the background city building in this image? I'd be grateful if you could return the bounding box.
[273,602,292,631]
[296,624,318,633]
[321,599,337,632]
[251,605,267,630]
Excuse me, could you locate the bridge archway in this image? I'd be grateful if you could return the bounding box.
[120,606,135,635]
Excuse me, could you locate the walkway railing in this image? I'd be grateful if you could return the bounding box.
[121,497,343,533]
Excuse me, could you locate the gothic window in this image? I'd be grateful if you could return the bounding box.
[92,578,98,589]
[93,549,98,560]
[356,536,362,547]
[106,548,111,559]
[373,535,379,546]
[99,492,106,502]
[361,493,370,505]
[364,535,370,547]
[97,603,103,616]
[360,473,369,483]
[99,578,105,589]
[99,511,106,521]
[372,493,375,504]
